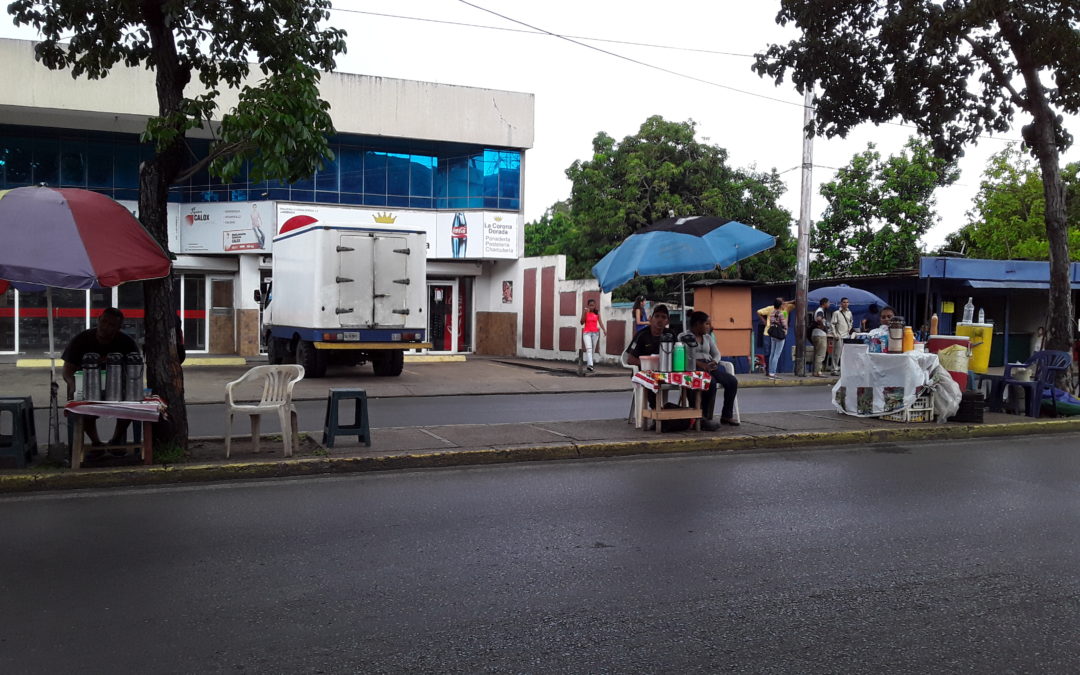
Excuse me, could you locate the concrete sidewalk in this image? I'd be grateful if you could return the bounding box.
[5,355,1078,493]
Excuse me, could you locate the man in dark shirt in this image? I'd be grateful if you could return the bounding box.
[62,307,140,450]
[625,304,670,419]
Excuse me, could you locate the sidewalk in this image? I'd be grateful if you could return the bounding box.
[3,356,1078,493]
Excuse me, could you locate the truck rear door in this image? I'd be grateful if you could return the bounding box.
[373,235,411,327]
[336,234,375,327]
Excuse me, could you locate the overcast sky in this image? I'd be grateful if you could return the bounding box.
[4,0,1077,249]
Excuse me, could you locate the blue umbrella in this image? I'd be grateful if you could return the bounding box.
[808,284,889,331]
[591,217,776,294]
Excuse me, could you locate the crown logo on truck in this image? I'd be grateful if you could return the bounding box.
[373,212,397,224]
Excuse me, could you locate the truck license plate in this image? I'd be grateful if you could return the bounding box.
[342,332,360,341]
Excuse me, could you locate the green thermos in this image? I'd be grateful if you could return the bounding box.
[673,342,686,371]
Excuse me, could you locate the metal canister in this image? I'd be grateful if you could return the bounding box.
[81,352,102,401]
[659,332,675,372]
[104,352,125,401]
[124,352,144,400]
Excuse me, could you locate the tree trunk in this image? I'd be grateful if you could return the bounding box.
[139,0,192,450]
[1001,15,1075,389]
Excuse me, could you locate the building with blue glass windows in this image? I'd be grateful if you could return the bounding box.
[0,38,534,358]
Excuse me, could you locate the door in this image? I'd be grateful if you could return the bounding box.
[336,234,375,327]
[373,235,410,327]
[427,281,455,352]
[209,277,235,354]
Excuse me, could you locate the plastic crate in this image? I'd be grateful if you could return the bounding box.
[882,391,935,423]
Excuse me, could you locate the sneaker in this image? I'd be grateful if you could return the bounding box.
[586,366,595,373]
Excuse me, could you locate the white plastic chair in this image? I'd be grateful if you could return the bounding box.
[224,364,305,458]
[717,360,741,424]
[620,350,641,425]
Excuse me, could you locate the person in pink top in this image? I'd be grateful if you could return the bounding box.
[580,298,606,373]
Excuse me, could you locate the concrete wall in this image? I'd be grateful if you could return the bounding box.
[515,255,636,364]
[0,38,535,149]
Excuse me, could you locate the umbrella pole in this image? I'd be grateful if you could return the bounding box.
[46,286,60,449]
[680,275,686,323]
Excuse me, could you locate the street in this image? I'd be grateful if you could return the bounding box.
[31,384,835,437]
[3,432,1080,673]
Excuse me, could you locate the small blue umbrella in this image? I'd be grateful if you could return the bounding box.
[591,217,776,295]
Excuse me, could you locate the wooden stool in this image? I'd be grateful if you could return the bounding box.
[323,388,371,448]
[0,397,34,469]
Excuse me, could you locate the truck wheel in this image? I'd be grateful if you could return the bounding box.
[372,350,404,376]
[267,336,286,365]
[296,340,327,378]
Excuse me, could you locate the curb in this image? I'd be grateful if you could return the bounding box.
[3,418,1079,494]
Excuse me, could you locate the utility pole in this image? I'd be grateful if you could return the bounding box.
[793,87,814,377]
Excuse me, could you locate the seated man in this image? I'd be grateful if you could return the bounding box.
[625,303,671,419]
[679,311,739,430]
[61,307,140,454]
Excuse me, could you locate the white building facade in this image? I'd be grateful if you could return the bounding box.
[0,38,534,358]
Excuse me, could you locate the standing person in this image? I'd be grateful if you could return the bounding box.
[765,297,788,379]
[861,303,881,332]
[580,298,606,373]
[632,296,649,333]
[812,297,831,377]
[830,297,855,375]
[680,311,739,430]
[61,307,140,456]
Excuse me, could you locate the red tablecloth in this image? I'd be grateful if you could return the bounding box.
[631,370,712,393]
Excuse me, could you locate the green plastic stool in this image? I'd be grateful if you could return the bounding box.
[0,397,34,468]
[323,388,371,448]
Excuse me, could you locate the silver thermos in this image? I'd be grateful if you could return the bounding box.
[659,332,675,372]
[104,352,125,401]
[124,352,144,401]
[81,352,102,401]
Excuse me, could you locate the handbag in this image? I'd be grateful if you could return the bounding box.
[767,323,786,340]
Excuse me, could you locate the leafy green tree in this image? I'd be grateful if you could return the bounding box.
[524,201,589,273]
[940,146,1080,260]
[10,0,347,450]
[564,115,795,296]
[754,1,1079,354]
[812,138,958,277]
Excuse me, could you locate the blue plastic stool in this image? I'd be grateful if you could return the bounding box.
[323,388,371,448]
[0,397,35,468]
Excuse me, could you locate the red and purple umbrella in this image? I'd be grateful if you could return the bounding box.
[0,186,171,292]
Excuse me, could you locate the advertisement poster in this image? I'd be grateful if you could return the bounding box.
[276,203,437,256]
[179,202,277,254]
[482,213,520,259]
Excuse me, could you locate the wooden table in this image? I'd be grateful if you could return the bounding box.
[631,371,713,433]
[66,401,162,468]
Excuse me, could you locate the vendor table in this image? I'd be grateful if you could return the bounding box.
[66,400,163,468]
[832,346,940,418]
[631,370,712,433]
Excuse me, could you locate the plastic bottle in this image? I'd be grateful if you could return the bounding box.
[902,326,915,352]
[930,313,939,336]
[963,297,975,323]
[978,308,985,324]
[673,342,686,371]
[74,370,84,401]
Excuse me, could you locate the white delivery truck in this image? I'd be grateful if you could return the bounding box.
[261,220,430,378]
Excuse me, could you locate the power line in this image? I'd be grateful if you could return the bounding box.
[329,7,757,58]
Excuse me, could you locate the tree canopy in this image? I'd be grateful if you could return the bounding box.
[754,1,1080,352]
[536,115,795,297]
[9,0,347,450]
[812,138,958,277]
[941,146,1080,261]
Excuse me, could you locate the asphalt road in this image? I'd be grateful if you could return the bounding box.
[3,433,1080,673]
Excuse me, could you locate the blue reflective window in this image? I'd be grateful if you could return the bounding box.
[498,151,520,199]
[445,156,469,199]
[113,145,140,189]
[291,189,314,202]
[364,151,386,197]
[386,153,410,197]
[33,138,59,186]
[3,137,32,185]
[409,155,434,197]
[482,149,499,199]
[291,172,314,192]
[340,147,363,193]
[363,193,386,207]
[387,194,409,207]
[316,152,339,192]
[86,142,112,188]
[316,191,339,204]
[60,138,87,186]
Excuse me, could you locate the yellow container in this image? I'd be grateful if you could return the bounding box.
[956,322,993,373]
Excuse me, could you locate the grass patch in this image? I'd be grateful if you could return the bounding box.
[154,442,188,465]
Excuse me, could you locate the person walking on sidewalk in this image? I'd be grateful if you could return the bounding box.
[580,298,606,373]
[632,296,649,333]
[680,311,739,430]
[765,297,788,379]
[812,297,830,377]
[830,296,855,375]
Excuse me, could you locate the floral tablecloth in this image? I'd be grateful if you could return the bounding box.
[65,398,165,422]
[631,370,712,393]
